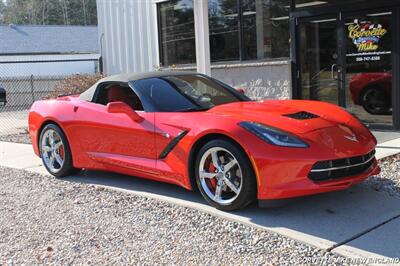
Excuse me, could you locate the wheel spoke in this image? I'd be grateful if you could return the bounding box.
[49,154,55,169]
[54,141,63,150]
[54,153,63,167]
[224,159,238,172]
[211,151,220,169]
[214,185,222,200]
[224,178,240,195]
[200,171,217,179]
[42,146,52,153]
[48,132,55,147]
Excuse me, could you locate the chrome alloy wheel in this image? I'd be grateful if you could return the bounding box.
[199,147,243,205]
[41,129,65,173]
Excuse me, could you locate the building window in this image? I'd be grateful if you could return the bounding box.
[209,0,240,61]
[157,0,290,66]
[158,0,196,66]
[242,0,290,60]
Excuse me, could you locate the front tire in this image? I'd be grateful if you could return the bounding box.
[195,139,256,211]
[360,87,391,115]
[39,124,80,177]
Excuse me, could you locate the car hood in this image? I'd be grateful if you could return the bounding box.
[207,100,354,134]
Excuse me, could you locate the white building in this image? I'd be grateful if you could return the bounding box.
[96,0,400,130]
[96,0,291,101]
[0,25,101,77]
[0,25,101,108]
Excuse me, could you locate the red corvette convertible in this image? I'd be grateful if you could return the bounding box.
[29,72,379,210]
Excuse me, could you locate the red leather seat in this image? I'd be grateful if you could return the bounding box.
[106,85,144,110]
[107,85,131,105]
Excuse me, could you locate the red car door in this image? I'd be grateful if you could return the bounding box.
[70,100,156,175]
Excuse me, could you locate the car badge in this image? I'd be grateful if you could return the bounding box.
[344,134,358,142]
[338,124,359,142]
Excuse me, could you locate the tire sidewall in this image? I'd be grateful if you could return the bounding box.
[39,124,75,177]
[361,87,390,115]
[194,139,256,211]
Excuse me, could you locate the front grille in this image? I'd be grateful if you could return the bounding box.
[284,111,319,120]
[308,150,376,182]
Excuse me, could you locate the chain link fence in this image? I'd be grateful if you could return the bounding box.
[0,75,63,137]
[0,58,101,142]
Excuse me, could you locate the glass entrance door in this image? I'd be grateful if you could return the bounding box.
[298,15,340,105]
[344,11,393,126]
[297,10,394,127]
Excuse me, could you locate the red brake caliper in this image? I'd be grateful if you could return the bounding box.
[208,162,217,189]
[59,145,64,160]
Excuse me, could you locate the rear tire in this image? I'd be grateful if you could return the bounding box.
[195,139,256,211]
[39,124,80,177]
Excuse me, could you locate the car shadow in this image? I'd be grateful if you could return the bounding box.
[64,170,400,258]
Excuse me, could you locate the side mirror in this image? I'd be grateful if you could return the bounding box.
[107,101,143,122]
[236,87,246,95]
[0,87,6,107]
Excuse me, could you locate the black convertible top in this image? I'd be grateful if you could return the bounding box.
[79,71,199,102]
[101,71,198,83]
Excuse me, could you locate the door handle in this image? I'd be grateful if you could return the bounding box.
[331,64,342,80]
[331,64,337,79]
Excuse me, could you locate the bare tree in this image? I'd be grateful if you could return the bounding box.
[59,0,69,25]
[41,0,48,24]
[81,0,87,25]
[0,0,97,25]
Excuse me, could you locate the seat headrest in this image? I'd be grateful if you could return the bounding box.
[107,86,129,103]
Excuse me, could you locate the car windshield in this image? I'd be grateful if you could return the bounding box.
[134,75,245,112]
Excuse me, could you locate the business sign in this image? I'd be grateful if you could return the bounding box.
[347,19,390,64]
[348,19,387,52]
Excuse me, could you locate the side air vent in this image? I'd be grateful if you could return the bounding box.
[284,111,319,120]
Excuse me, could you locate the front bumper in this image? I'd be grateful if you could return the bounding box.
[243,125,379,201]
[258,158,380,202]
[258,159,380,208]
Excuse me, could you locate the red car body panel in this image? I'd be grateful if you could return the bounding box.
[349,72,392,105]
[29,96,379,200]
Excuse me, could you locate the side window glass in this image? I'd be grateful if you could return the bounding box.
[94,84,144,111]
[134,78,195,112]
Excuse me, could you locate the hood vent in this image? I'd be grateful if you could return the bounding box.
[284,111,319,120]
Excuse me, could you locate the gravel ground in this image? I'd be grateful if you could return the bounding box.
[0,166,347,266]
[0,128,31,144]
[367,154,400,198]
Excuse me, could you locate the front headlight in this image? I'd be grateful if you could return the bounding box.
[239,122,309,148]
